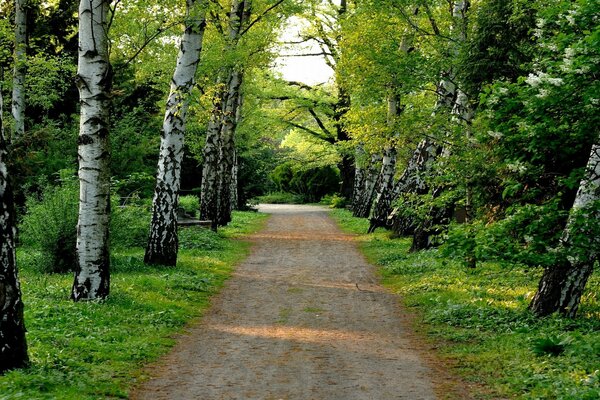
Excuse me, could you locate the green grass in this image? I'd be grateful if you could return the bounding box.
[0,211,268,400]
[331,209,600,400]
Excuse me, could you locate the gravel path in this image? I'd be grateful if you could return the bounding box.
[131,204,440,400]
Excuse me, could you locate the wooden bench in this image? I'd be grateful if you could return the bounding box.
[176,207,212,228]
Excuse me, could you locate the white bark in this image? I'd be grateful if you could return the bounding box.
[0,84,28,371]
[353,152,381,218]
[217,68,243,225]
[200,0,246,228]
[12,0,27,138]
[145,0,207,266]
[531,139,600,317]
[72,0,111,301]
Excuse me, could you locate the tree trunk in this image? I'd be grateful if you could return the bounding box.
[369,92,401,232]
[145,0,207,266]
[353,153,381,218]
[217,69,243,226]
[0,84,28,373]
[12,0,27,138]
[351,146,366,212]
[199,97,223,230]
[200,0,246,229]
[72,0,112,301]
[530,141,600,318]
[368,146,397,232]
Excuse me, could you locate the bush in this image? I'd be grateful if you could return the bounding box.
[20,176,153,272]
[254,191,305,204]
[19,179,79,273]
[320,194,347,209]
[111,200,151,249]
[179,195,199,217]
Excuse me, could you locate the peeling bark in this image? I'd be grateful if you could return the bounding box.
[145,0,207,266]
[0,84,28,373]
[12,0,27,138]
[72,0,112,301]
[530,140,600,318]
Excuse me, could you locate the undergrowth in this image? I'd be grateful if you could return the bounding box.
[0,211,268,400]
[331,209,600,400]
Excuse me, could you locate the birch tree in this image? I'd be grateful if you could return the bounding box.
[72,0,112,301]
[145,0,208,266]
[217,68,243,226]
[200,0,246,228]
[12,0,27,138]
[529,140,600,317]
[0,85,28,372]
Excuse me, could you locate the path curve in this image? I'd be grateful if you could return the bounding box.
[132,204,439,399]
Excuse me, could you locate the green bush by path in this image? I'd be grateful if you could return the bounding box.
[331,209,600,400]
[0,211,268,400]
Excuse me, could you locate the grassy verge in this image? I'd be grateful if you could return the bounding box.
[0,211,268,400]
[331,209,600,400]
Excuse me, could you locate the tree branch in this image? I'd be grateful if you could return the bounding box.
[240,0,285,37]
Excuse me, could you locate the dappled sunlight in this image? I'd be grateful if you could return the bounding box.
[251,232,355,242]
[211,324,372,345]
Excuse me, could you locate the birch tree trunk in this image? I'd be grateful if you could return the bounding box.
[72,0,112,301]
[390,137,443,236]
[530,140,600,317]
[0,85,28,373]
[353,153,382,218]
[368,92,401,232]
[411,1,473,250]
[145,0,207,266]
[12,0,27,139]
[200,0,246,229]
[217,69,243,226]
[367,146,397,233]
[351,146,366,212]
[200,97,223,230]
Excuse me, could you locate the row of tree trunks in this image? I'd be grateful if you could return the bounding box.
[72,0,112,301]
[200,93,223,229]
[145,0,207,266]
[389,137,443,236]
[200,0,247,229]
[352,153,382,218]
[530,139,600,317]
[351,146,366,212]
[217,69,243,226]
[0,85,28,373]
[12,0,27,139]
[368,91,403,232]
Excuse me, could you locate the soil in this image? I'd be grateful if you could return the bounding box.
[130,204,465,400]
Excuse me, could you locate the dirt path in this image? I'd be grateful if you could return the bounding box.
[131,204,441,399]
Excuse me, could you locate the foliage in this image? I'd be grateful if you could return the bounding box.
[179,195,200,217]
[254,191,305,205]
[19,176,79,274]
[320,194,347,209]
[332,209,600,400]
[270,162,340,203]
[111,200,152,249]
[0,211,267,399]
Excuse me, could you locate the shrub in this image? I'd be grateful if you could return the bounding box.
[111,200,151,249]
[254,191,305,204]
[320,194,347,209]
[179,195,200,217]
[19,179,79,273]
